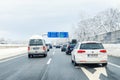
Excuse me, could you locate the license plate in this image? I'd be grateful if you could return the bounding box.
[88,54,98,57]
[33,47,39,50]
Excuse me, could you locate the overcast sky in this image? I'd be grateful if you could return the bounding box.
[0,0,120,40]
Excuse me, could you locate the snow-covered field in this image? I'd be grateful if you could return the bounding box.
[0,44,27,48]
[0,47,27,60]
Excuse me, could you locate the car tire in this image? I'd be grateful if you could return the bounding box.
[28,54,30,58]
[28,54,33,58]
[66,52,68,55]
[47,49,49,52]
[73,61,78,66]
[102,63,107,67]
[71,59,74,63]
[44,54,47,57]
[69,53,71,55]
[73,56,78,66]
[66,52,69,55]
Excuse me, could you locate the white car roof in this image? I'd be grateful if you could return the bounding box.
[29,35,44,39]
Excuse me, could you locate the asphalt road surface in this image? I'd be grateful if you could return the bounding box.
[0,48,120,80]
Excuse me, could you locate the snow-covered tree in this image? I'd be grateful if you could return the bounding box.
[74,8,120,41]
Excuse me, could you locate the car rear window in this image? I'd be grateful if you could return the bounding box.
[70,44,76,48]
[46,44,49,46]
[63,45,67,47]
[29,39,43,46]
[80,43,104,49]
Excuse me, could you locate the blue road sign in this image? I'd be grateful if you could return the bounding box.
[60,32,69,38]
[47,32,69,38]
[47,32,59,38]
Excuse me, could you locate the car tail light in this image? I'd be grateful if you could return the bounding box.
[43,46,46,51]
[100,60,107,62]
[77,50,86,53]
[80,60,86,62]
[28,46,30,51]
[100,50,107,53]
[68,45,70,48]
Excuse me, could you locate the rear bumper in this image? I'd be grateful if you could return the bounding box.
[75,56,107,64]
[28,52,47,55]
[76,61,107,64]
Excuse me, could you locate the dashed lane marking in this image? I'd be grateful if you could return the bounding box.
[47,58,52,64]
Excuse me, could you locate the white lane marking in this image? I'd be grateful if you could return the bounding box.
[81,67,107,80]
[41,63,49,80]
[0,54,26,63]
[108,62,120,68]
[47,58,52,64]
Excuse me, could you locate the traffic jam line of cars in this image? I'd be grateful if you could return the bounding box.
[2,35,118,80]
[27,36,107,67]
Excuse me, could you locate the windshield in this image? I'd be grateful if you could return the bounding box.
[63,45,67,47]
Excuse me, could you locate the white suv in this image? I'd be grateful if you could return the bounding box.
[71,41,107,67]
[28,35,47,58]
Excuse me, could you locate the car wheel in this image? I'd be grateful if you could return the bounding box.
[44,54,47,57]
[102,63,107,67]
[66,52,68,55]
[69,53,71,55]
[71,59,74,63]
[31,55,33,58]
[66,52,69,55]
[73,56,78,66]
[28,54,33,58]
[47,49,49,52]
[28,54,31,58]
[73,61,78,66]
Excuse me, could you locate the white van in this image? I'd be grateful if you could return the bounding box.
[28,35,47,58]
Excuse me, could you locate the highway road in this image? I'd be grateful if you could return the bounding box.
[0,48,120,80]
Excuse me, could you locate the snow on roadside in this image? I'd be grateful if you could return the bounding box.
[103,44,120,57]
[0,47,27,60]
[0,44,120,60]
